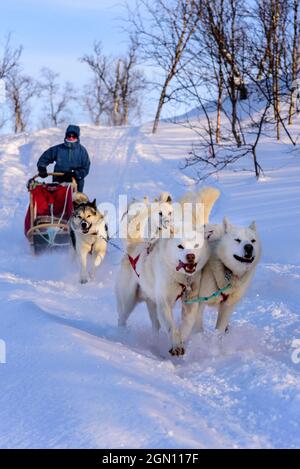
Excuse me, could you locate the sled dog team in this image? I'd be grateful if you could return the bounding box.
[70,188,261,356]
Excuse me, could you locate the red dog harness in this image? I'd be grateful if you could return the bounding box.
[176,283,187,302]
[128,254,141,278]
[128,252,190,303]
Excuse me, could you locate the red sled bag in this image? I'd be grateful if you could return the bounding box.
[24,183,73,236]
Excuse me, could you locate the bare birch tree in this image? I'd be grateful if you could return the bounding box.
[0,34,22,80]
[254,0,290,140]
[82,76,109,126]
[39,67,75,127]
[128,0,201,133]
[80,39,144,126]
[118,38,145,125]
[6,69,38,133]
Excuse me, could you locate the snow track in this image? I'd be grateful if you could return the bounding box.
[0,122,299,448]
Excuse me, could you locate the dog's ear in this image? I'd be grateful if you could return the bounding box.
[159,192,172,203]
[205,229,214,240]
[223,217,231,233]
[249,220,257,231]
[204,223,223,241]
[91,198,97,209]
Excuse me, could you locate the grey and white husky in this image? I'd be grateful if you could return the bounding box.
[69,198,108,283]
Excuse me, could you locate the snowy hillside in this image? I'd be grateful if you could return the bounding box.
[0,120,299,448]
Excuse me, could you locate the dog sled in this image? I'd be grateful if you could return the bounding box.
[24,173,76,254]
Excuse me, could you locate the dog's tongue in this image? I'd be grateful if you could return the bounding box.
[176,260,196,272]
[176,260,186,272]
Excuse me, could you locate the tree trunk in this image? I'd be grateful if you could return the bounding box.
[297,20,300,115]
[252,147,260,179]
[151,2,197,134]
[123,102,129,125]
[15,100,23,133]
[113,60,121,126]
[152,76,172,134]
[273,0,280,140]
[229,0,241,147]
[288,0,299,125]
[216,49,223,144]
[230,79,241,147]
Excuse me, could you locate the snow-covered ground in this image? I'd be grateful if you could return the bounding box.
[0,119,299,448]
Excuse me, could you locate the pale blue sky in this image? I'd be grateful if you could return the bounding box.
[1,0,161,128]
[1,0,187,130]
[2,0,132,84]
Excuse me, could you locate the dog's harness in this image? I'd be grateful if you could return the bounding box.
[103,234,234,303]
[127,241,157,278]
[176,283,187,301]
[101,235,154,279]
[183,267,233,304]
[128,253,141,277]
[127,242,156,277]
[183,283,232,304]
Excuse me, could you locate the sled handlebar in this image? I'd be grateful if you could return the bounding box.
[31,172,67,180]
[27,172,77,190]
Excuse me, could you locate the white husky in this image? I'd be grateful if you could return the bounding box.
[180,217,261,340]
[116,187,220,355]
[124,192,173,245]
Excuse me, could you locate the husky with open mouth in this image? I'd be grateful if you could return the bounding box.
[180,217,261,341]
[116,231,211,356]
[69,199,108,283]
[116,187,220,356]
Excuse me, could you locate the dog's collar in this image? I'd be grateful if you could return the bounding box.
[222,262,246,283]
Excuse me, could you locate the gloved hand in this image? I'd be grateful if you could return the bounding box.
[38,167,48,178]
[63,170,75,182]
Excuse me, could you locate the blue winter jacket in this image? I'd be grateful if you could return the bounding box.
[37,125,90,188]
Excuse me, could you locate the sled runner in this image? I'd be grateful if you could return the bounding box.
[24,173,76,254]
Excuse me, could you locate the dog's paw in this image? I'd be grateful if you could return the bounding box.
[80,277,88,284]
[169,345,185,356]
